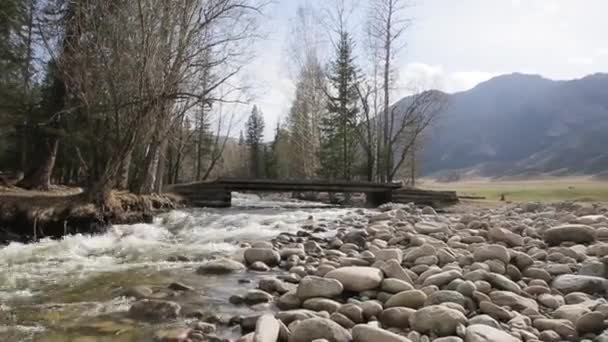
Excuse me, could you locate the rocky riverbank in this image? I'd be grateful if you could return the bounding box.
[0,188,183,243]
[110,200,608,342]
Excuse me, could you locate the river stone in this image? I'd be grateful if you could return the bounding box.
[123,285,153,299]
[426,290,466,306]
[280,247,306,259]
[415,221,449,234]
[197,258,245,274]
[404,244,436,263]
[375,248,403,262]
[276,309,320,325]
[325,267,383,292]
[575,312,605,333]
[488,227,523,247]
[382,278,414,293]
[245,290,273,304]
[522,267,552,283]
[379,307,416,328]
[409,305,467,336]
[360,300,383,320]
[128,299,181,321]
[297,276,343,300]
[303,298,342,313]
[250,261,270,272]
[554,304,591,324]
[338,303,364,323]
[288,317,352,342]
[423,270,462,287]
[464,324,519,342]
[479,301,512,321]
[330,312,355,329]
[489,291,538,312]
[579,260,607,277]
[533,318,576,338]
[352,324,412,342]
[485,273,521,293]
[552,274,608,294]
[254,314,280,342]
[277,292,301,310]
[244,248,281,267]
[385,290,427,309]
[544,224,596,245]
[434,338,464,342]
[538,293,564,309]
[473,245,510,265]
[382,259,414,284]
[259,278,291,295]
[468,315,500,329]
[153,327,190,341]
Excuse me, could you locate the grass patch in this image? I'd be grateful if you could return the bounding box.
[421,177,608,203]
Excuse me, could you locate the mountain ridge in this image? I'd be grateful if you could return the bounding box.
[415,72,608,180]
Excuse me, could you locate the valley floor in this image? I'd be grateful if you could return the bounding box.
[421,176,608,203]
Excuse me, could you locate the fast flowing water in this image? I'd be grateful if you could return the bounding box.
[0,194,362,341]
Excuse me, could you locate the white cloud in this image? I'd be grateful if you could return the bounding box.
[568,57,594,66]
[398,63,496,95]
[595,48,608,57]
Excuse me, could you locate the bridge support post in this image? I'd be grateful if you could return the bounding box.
[366,190,393,207]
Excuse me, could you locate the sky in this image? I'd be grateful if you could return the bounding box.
[241,0,608,139]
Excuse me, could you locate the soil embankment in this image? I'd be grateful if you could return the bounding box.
[0,186,184,243]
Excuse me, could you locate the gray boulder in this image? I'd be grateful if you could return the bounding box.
[288,317,352,342]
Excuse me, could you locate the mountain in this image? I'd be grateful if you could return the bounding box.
[415,72,608,179]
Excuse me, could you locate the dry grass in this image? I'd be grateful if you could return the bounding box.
[421,177,608,203]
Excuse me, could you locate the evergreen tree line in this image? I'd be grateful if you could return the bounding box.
[243,1,446,184]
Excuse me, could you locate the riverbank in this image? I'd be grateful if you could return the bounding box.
[3,197,608,341]
[0,186,184,243]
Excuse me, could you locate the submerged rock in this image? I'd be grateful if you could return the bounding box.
[128,299,181,321]
[197,258,245,274]
[244,248,281,267]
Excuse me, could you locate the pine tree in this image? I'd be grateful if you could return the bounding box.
[245,105,265,178]
[321,30,360,180]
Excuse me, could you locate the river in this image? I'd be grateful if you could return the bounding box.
[0,194,363,341]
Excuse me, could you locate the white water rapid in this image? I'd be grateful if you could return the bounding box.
[0,193,361,341]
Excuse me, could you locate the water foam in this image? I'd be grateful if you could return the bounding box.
[0,201,353,301]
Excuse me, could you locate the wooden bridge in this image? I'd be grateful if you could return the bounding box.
[167,178,459,208]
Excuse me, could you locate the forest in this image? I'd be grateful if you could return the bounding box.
[0,0,446,206]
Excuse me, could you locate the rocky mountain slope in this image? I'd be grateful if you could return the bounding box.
[418,73,608,179]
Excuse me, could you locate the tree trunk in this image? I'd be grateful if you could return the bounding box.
[17,135,59,191]
[133,141,160,194]
[154,138,167,193]
[85,169,115,207]
[116,151,132,189]
[366,149,374,181]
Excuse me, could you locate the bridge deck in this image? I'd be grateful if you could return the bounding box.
[209,178,401,193]
[167,178,457,208]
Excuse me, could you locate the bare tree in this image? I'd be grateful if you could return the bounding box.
[387,89,447,181]
[285,3,328,179]
[367,0,411,181]
[41,0,266,204]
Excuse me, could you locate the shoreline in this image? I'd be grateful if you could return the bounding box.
[1,197,608,340]
[0,187,184,243]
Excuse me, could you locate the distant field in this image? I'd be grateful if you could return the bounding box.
[421,177,608,203]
